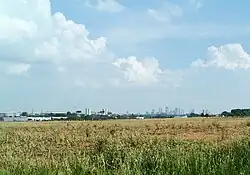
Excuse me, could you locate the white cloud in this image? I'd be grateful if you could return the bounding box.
[85,0,125,13]
[0,0,113,87]
[148,2,182,22]
[189,0,203,9]
[112,56,182,86]
[0,0,108,66]
[7,63,31,76]
[148,9,169,22]
[34,12,108,65]
[0,0,184,88]
[191,44,250,70]
[104,0,249,48]
[0,0,51,40]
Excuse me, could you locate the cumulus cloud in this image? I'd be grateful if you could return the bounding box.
[7,63,31,76]
[34,12,108,64]
[0,0,108,66]
[191,44,250,70]
[0,0,50,40]
[148,2,182,22]
[112,56,183,86]
[0,0,183,88]
[85,0,125,13]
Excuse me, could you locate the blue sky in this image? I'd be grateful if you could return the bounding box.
[1,0,250,114]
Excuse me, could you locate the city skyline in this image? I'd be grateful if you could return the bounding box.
[0,105,212,116]
[1,0,250,113]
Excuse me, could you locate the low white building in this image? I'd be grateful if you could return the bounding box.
[52,116,68,120]
[27,117,52,121]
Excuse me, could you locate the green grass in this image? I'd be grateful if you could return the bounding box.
[2,138,250,175]
[1,118,250,174]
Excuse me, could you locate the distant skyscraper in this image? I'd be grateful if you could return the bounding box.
[177,108,180,115]
[159,108,163,114]
[85,108,91,115]
[165,106,169,115]
[169,110,172,115]
[174,108,178,115]
[151,109,155,115]
[179,108,182,115]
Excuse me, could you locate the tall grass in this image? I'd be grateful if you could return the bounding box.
[1,118,250,174]
[3,138,250,175]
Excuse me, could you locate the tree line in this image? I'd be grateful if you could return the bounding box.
[221,108,250,117]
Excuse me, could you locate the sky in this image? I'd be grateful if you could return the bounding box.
[1,0,250,114]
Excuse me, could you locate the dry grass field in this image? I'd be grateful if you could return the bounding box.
[1,117,250,174]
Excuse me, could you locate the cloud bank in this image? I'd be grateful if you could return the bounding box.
[192,44,250,70]
[0,0,182,88]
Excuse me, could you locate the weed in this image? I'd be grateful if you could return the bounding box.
[0,118,250,174]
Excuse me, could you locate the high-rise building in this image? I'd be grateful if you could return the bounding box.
[169,110,172,115]
[174,108,178,115]
[165,106,169,115]
[85,108,91,115]
[151,109,155,115]
[178,108,181,115]
[159,108,163,114]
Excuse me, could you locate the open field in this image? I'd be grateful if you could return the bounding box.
[1,117,250,174]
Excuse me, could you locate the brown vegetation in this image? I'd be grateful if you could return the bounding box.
[1,117,250,173]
